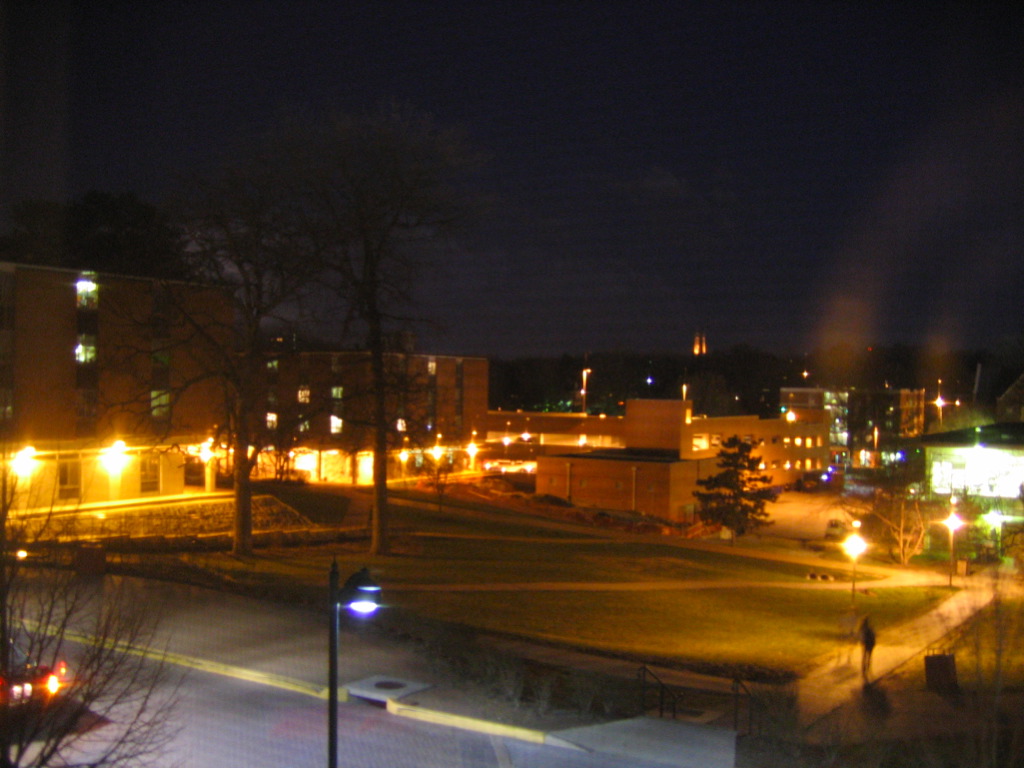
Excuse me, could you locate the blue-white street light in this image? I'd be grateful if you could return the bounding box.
[329,562,381,768]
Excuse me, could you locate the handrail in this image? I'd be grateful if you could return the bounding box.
[732,678,758,735]
[638,665,681,719]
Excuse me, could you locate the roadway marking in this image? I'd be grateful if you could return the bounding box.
[25,620,329,700]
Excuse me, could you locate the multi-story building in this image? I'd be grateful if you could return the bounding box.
[535,399,829,524]
[260,349,489,484]
[780,386,925,469]
[780,387,849,467]
[2,262,229,510]
[847,387,926,467]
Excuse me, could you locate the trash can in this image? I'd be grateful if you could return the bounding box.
[925,653,958,694]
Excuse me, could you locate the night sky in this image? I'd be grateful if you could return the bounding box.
[3,1,1022,359]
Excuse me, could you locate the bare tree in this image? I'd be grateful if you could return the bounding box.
[173,158,320,555]
[278,104,479,554]
[0,448,178,768]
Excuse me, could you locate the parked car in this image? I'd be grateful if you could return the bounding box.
[824,519,848,541]
[1,643,69,708]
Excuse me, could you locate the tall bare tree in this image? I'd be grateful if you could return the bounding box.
[174,159,319,556]
[277,105,478,554]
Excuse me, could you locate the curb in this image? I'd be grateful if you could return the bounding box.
[386,698,549,744]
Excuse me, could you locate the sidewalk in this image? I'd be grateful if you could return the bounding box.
[797,571,1000,732]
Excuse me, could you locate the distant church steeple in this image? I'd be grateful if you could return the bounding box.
[693,332,707,356]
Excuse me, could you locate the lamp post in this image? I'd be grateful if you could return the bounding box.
[581,368,591,414]
[842,531,867,607]
[942,509,965,588]
[328,562,381,768]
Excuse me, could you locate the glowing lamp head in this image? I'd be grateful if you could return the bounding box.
[842,533,867,560]
[340,567,381,616]
[12,446,36,478]
[101,440,129,473]
[943,511,965,533]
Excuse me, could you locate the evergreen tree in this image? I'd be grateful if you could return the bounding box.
[694,435,775,541]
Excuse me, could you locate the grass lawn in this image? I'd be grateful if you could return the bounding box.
[175,486,956,679]
[387,584,950,677]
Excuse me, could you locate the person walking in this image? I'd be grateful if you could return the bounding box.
[859,616,876,683]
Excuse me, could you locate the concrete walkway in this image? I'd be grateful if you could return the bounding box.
[797,570,1005,729]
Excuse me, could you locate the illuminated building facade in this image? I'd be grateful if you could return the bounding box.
[923,423,1024,502]
[780,387,849,467]
[535,399,829,524]
[1,262,228,510]
[261,349,488,484]
[847,387,925,468]
[780,386,924,469]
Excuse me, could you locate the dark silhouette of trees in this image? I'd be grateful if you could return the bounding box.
[0,192,186,279]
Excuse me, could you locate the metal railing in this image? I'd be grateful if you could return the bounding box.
[638,665,683,719]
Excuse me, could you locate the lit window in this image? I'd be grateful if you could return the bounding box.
[692,434,709,451]
[298,420,310,433]
[711,434,722,447]
[795,437,803,447]
[330,415,343,434]
[266,412,278,430]
[151,389,170,420]
[76,274,98,309]
[427,358,436,375]
[297,385,310,404]
[75,335,97,364]
[783,437,791,446]
[331,386,344,400]
[396,418,406,432]
[266,359,279,372]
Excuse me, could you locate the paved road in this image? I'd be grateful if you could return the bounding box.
[70,578,687,768]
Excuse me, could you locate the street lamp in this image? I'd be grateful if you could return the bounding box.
[581,368,591,414]
[942,508,965,587]
[328,562,381,768]
[842,531,868,606]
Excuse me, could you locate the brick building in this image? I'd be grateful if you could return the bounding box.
[260,350,489,484]
[2,262,229,510]
[535,399,829,524]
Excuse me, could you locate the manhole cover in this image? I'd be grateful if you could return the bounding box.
[374,680,406,690]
